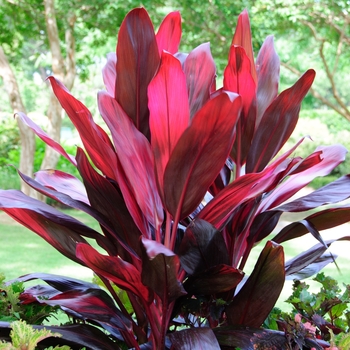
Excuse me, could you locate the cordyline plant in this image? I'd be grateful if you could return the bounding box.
[1,7,350,350]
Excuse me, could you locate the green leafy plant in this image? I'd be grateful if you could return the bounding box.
[0,320,68,350]
[1,6,350,349]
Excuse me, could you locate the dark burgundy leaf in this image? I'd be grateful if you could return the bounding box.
[231,9,257,83]
[273,207,350,243]
[286,252,338,280]
[115,7,160,138]
[141,238,186,303]
[164,92,241,220]
[246,69,316,173]
[184,264,244,295]
[148,51,189,199]
[98,91,164,234]
[0,190,99,264]
[249,210,283,243]
[34,169,88,204]
[156,11,182,55]
[16,112,76,166]
[178,218,229,275]
[184,43,216,118]
[48,76,118,180]
[102,52,117,97]
[226,241,284,328]
[256,35,280,125]
[169,327,220,350]
[224,45,256,167]
[214,326,289,350]
[76,243,152,303]
[76,148,143,257]
[277,174,350,212]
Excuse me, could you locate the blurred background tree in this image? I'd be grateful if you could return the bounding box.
[0,0,349,194]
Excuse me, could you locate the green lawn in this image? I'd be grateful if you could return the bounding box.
[1,209,349,310]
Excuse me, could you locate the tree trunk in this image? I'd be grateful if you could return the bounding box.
[42,0,76,170]
[0,46,36,197]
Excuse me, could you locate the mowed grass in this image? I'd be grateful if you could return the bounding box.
[1,209,350,310]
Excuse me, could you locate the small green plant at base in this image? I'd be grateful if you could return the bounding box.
[264,273,350,349]
[0,274,58,325]
[0,320,68,350]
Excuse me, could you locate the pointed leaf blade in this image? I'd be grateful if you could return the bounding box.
[164,92,241,219]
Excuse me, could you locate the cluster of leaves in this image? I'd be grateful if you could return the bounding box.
[0,274,57,325]
[1,6,350,350]
[265,273,350,349]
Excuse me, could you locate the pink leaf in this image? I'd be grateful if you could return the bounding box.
[16,112,76,166]
[256,35,280,125]
[164,92,241,220]
[115,8,160,139]
[102,52,117,97]
[184,43,216,118]
[156,11,182,55]
[148,51,190,199]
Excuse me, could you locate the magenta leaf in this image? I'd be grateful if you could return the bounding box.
[48,77,118,180]
[178,219,229,275]
[226,241,285,328]
[184,264,244,295]
[16,112,76,166]
[256,35,280,125]
[141,238,186,303]
[168,327,221,350]
[98,91,164,232]
[164,92,241,220]
[0,190,100,264]
[183,43,216,118]
[246,69,316,173]
[34,169,88,204]
[102,52,117,97]
[148,51,190,199]
[115,7,160,139]
[223,45,256,166]
[76,243,152,303]
[231,9,257,83]
[156,11,182,55]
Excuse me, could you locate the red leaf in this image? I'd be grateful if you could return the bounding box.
[16,112,76,166]
[148,51,190,199]
[184,43,216,118]
[231,9,257,84]
[34,169,89,204]
[223,45,256,166]
[226,241,285,327]
[156,11,182,55]
[48,77,118,180]
[246,69,316,173]
[98,91,164,232]
[76,243,152,303]
[163,92,241,220]
[115,8,160,138]
[102,52,117,97]
[256,35,280,125]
